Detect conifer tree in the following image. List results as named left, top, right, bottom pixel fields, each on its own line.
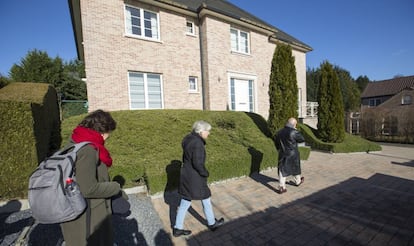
left=9, top=49, right=86, bottom=100
left=268, top=44, right=298, bottom=136
left=317, top=61, right=345, bottom=142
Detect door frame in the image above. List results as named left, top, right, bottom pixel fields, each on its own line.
left=227, top=71, right=257, bottom=113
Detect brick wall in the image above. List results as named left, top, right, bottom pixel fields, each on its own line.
left=82, top=0, right=203, bottom=112
left=80, top=0, right=308, bottom=121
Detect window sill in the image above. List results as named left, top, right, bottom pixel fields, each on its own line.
left=230, top=50, right=251, bottom=57
left=124, top=33, right=163, bottom=44
left=186, top=33, right=197, bottom=38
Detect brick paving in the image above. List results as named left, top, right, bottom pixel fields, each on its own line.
left=151, top=144, right=414, bottom=245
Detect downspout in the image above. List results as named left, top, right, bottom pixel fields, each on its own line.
left=197, top=12, right=206, bottom=110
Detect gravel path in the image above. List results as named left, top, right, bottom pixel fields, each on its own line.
left=0, top=192, right=172, bottom=246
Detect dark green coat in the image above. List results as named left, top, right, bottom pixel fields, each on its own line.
left=274, top=126, right=305, bottom=177
left=60, top=144, right=121, bottom=246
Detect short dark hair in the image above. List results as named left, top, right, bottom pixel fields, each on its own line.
left=78, top=109, right=117, bottom=133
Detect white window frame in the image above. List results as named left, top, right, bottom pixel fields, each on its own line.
left=402, top=95, right=412, bottom=105
left=188, top=76, right=198, bottom=92
left=124, top=5, right=160, bottom=41
left=186, top=21, right=195, bottom=36
left=128, top=71, right=164, bottom=109
left=230, top=27, right=250, bottom=54
left=298, top=88, right=302, bottom=118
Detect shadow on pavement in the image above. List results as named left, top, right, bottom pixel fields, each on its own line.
left=1, top=200, right=34, bottom=245
left=185, top=173, right=414, bottom=245
left=3, top=211, right=156, bottom=245
left=391, top=160, right=414, bottom=167
left=249, top=172, right=280, bottom=194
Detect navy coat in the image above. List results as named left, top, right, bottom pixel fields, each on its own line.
left=178, top=132, right=211, bottom=200
left=274, top=126, right=305, bottom=177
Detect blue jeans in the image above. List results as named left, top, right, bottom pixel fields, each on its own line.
left=174, top=197, right=216, bottom=229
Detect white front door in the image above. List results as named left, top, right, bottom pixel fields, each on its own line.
left=234, top=79, right=250, bottom=112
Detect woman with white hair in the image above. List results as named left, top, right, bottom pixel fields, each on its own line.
left=172, top=120, right=224, bottom=237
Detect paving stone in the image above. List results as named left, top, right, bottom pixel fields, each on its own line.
left=151, top=143, right=414, bottom=245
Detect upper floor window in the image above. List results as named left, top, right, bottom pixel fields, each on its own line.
left=402, top=95, right=412, bottom=105
left=230, top=28, right=250, bottom=54
left=189, top=76, right=198, bottom=92
left=186, top=21, right=195, bottom=35
left=368, top=98, right=381, bottom=107
left=125, top=5, right=159, bottom=40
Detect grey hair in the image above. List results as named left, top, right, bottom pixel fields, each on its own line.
left=192, top=120, right=212, bottom=134
left=286, top=118, right=297, bottom=128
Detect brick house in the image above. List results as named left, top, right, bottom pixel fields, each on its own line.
left=359, top=75, right=414, bottom=141
left=68, top=0, right=312, bottom=120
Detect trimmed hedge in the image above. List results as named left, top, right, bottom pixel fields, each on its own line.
left=0, top=82, right=61, bottom=199
left=62, top=110, right=280, bottom=195
left=299, top=124, right=381, bottom=153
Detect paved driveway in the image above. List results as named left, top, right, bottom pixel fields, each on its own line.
left=151, top=143, right=414, bottom=245
left=1, top=143, right=413, bottom=245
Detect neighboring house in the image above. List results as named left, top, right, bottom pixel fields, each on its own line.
left=359, top=75, right=414, bottom=141
left=68, top=0, right=312, bottom=121
left=361, top=75, right=414, bottom=107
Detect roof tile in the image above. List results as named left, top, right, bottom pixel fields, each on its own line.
left=361, top=75, right=414, bottom=98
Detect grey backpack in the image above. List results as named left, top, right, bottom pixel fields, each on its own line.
left=28, top=142, right=91, bottom=224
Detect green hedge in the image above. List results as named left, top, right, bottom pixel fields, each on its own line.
left=299, top=124, right=381, bottom=153
left=0, top=82, right=61, bottom=199
left=62, top=110, right=280, bottom=195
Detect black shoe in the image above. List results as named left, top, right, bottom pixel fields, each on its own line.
left=208, top=218, right=224, bottom=231
left=288, top=177, right=304, bottom=187
left=278, top=187, right=287, bottom=194
left=297, top=177, right=304, bottom=186
left=173, top=228, right=192, bottom=237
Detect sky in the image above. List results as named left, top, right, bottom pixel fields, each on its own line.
left=0, top=0, right=413, bottom=81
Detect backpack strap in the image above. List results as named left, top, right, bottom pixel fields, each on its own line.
left=69, top=142, right=92, bottom=178
left=59, top=141, right=91, bottom=155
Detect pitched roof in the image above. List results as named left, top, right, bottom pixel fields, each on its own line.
left=361, top=75, right=414, bottom=98
left=376, top=87, right=414, bottom=110
left=155, top=0, right=312, bottom=51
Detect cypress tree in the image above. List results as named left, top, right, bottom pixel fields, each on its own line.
left=317, top=61, right=345, bottom=142
left=268, top=44, right=298, bottom=136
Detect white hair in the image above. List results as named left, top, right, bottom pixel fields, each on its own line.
left=192, top=120, right=211, bottom=134
left=286, top=118, right=297, bottom=128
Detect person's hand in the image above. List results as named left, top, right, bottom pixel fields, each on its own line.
left=120, top=189, right=129, bottom=200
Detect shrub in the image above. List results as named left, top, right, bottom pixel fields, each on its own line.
left=317, top=61, right=345, bottom=142
left=62, top=110, right=279, bottom=195
left=299, top=124, right=381, bottom=153
left=0, top=82, right=60, bottom=199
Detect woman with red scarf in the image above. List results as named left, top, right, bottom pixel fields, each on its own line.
left=60, top=109, right=124, bottom=246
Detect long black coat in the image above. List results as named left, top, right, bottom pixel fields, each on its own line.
left=178, top=132, right=211, bottom=200
left=274, top=126, right=305, bottom=177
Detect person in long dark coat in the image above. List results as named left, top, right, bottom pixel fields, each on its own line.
left=172, top=120, right=224, bottom=237
left=274, top=118, right=305, bottom=194
left=60, top=110, right=127, bottom=245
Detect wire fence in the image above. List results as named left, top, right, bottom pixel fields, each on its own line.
left=60, top=100, right=88, bottom=120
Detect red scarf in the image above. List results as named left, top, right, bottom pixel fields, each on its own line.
left=71, top=126, right=113, bottom=167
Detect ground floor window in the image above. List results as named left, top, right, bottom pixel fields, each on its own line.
left=128, top=71, right=163, bottom=109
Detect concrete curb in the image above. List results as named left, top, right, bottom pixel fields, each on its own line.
left=0, top=185, right=147, bottom=214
